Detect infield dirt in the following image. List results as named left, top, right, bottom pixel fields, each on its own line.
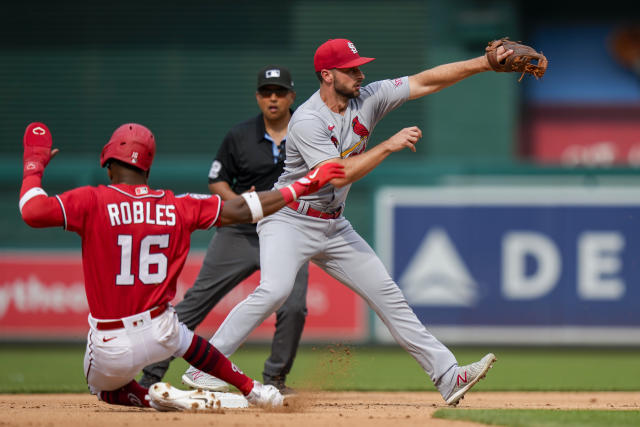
left=2, top=391, right=639, bottom=427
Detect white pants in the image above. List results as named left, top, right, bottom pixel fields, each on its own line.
left=84, top=305, right=194, bottom=394
left=210, top=208, right=458, bottom=397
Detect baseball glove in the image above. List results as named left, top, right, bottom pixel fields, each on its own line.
left=485, top=37, right=548, bottom=82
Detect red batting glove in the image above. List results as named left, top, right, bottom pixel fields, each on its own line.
left=23, top=122, right=54, bottom=178
left=279, top=162, right=345, bottom=203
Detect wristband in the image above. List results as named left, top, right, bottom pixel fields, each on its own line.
left=19, top=187, right=47, bottom=213
left=278, top=184, right=298, bottom=204
left=241, top=191, right=264, bottom=223
left=23, top=160, right=45, bottom=178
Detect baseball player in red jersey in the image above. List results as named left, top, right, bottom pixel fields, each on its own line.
left=18, top=122, right=343, bottom=411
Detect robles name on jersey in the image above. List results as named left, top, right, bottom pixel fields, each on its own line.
left=107, top=200, right=176, bottom=226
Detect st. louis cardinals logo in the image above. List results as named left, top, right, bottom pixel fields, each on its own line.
left=341, top=116, right=369, bottom=158
left=328, top=124, right=339, bottom=148
left=352, top=116, right=369, bottom=138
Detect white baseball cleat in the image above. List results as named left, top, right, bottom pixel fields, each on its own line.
left=181, top=366, right=230, bottom=392
left=445, top=353, right=496, bottom=406
left=146, top=393, right=177, bottom=412
left=246, top=381, right=284, bottom=407
left=147, top=382, right=222, bottom=411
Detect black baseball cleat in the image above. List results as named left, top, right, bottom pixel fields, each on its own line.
left=139, top=373, right=161, bottom=389
left=264, top=375, right=297, bottom=396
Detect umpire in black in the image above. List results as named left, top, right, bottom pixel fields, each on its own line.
left=140, top=65, right=308, bottom=394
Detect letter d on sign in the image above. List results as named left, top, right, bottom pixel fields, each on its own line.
left=502, top=232, right=561, bottom=299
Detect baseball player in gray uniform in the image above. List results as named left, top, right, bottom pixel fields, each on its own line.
left=186, top=38, right=516, bottom=405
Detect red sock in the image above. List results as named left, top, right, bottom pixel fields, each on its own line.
left=182, top=335, right=254, bottom=395
left=99, top=380, right=150, bottom=408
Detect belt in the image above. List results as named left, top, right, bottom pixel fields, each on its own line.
left=95, top=304, right=168, bottom=331
left=288, top=201, right=342, bottom=219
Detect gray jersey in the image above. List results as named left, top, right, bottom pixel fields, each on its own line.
left=207, top=76, right=467, bottom=401
left=275, top=76, right=410, bottom=212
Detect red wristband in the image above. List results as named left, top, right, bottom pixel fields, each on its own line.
left=23, top=160, right=45, bottom=178
left=278, top=185, right=296, bottom=204
left=280, top=180, right=309, bottom=203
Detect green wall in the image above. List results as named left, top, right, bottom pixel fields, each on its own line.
left=0, top=0, right=558, bottom=249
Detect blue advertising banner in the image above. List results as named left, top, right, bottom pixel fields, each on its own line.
left=374, top=186, right=640, bottom=345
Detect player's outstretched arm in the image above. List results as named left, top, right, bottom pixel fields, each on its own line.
left=407, top=45, right=513, bottom=100
left=19, top=122, right=64, bottom=228
left=217, top=162, right=344, bottom=226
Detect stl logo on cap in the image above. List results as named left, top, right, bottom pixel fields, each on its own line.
left=131, top=152, right=139, bottom=164
left=265, top=69, right=281, bottom=78
left=314, top=38, right=375, bottom=72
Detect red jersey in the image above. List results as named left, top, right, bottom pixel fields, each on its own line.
left=55, top=184, right=222, bottom=319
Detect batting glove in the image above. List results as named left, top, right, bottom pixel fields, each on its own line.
left=23, top=122, right=54, bottom=178
left=279, top=162, right=345, bottom=203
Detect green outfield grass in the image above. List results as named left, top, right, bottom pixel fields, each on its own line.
left=433, top=409, right=640, bottom=427
left=1, top=343, right=640, bottom=393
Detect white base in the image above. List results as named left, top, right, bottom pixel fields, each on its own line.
left=212, top=391, right=249, bottom=408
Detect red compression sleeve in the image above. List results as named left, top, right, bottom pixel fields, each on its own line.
left=19, top=175, right=64, bottom=227
left=182, top=335, right=254, bottom=395
left=99, top=380, right=150, bottom=408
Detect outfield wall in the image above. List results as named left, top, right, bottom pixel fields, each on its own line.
left=0, top=252, right=367, bottom=343
left=2, top=1, right=639, bottom=344
left=374, top=185, right=640, bottom=346
left=3, top=166, right=640, bottom=345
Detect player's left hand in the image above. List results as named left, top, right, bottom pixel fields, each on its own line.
left=23, top=122, right=58, bottom=177
left=485, top=37, right=547, bottom=81
left=493, top=45, right=514, bottom=65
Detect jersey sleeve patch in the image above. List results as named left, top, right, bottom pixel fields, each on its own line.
left=208, top=160, right=222, bottom=180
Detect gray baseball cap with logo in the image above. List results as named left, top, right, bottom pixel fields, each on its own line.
left=257, top=65, right=294, bottom=90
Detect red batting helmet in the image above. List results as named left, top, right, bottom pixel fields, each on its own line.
left=100, top=123, right=156, bottom=171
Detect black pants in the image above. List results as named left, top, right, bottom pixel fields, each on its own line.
left=141, top=224, right=308, bottom=384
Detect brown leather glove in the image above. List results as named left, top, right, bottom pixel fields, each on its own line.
left=486, top=37, right=548, bottom=82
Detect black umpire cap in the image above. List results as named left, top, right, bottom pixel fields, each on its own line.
left=257, top=65, right=294, bottom=90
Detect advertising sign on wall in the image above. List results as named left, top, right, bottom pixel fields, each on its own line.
left=0, top=253, right=367, bottom=341
left=526, top=106, right=640, bottom=166
left=375, top=186, right=640, bottom=345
